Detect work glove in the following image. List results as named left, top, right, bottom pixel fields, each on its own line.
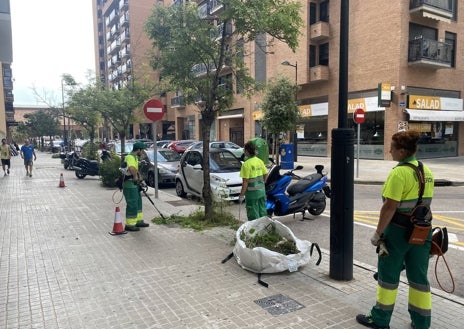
left=138, top=180, right=148, bottom=192
left=370, top=232, right=381, bottom=246
left=377, top=239, right=389, bottom=257
left=239, top=195, right=245, bottom=204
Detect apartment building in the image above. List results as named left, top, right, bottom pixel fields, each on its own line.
left=0, top=0, right=15, bottom=141
left=93, top=0, right=464, bottom=160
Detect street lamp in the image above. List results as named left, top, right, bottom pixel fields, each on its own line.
left=61, top=78, right=67, bottom=151
left=281, top=60, right=298, bottom=162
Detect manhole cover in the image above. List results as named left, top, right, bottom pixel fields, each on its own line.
left=166, top=200, right=194, bottom=206
left=254, top=294, right=304, bottom=316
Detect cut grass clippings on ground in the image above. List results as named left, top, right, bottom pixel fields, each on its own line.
left=151, top=208, right=242, bottom=231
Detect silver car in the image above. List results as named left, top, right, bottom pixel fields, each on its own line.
left=139, top=148, right=181, bottom=187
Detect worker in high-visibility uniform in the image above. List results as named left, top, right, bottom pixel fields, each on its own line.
left=239, top=141, right=268, bottom=220
left=357, top=130, right=434, bottom=329
left=123, top=141, right=150, bottom=232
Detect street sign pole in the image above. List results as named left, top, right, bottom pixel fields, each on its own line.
left=353, top=108, right=365, bottom=178
left=143, top=99, right=165, bottom=200
left=152, top=122, right=158, bottom=199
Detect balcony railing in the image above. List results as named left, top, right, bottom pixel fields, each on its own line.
left=409, top=0, right=453, bottom=22
left=171, top=95, right=185, bottom=108
left=408, top=37, right=452, bottom=68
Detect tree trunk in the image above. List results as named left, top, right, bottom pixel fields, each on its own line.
left=200, top=110, right=215, bottom=219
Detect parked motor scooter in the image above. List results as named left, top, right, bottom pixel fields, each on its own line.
left=265, top=164, right=331, bottom=219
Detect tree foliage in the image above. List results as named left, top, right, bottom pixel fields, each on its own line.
left=261, top=76, right=300, bottom=162
left=145, top=0, right=303, bottom=217
left=23, top=110, right=61, bottom=148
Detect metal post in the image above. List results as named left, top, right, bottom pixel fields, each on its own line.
left=281, top=60, right=298, bottom=162
left=329, top=0, right=354, bottom=281
left=61, top=79, right=67, bottom=151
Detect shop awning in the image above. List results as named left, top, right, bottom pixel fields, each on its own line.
left=405, top=109, right=464, bottom=121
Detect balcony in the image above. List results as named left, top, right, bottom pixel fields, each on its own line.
left=309, top=65, right=329, bottom=82
left=120, top=30, right=130, bottom=43
left=209, top=0, right=223, bottom=15
left=109, top=39, right=121, bottom=54
left=192, top=63, right=212, bottom=77
left=212, top=22, right=232, bottom=40
left=120, top=47, right=131, bottom=59
left=171, top=95, right=185, bottom=108
left=409, top=0, right=453, bottom=23
left=119, top=0, right=128, bottom=11
left=3, top=76, right=13, bottom=89
left=310, top=21, right=330, bottom=42
left=119, top=12, right=129, bottom=27
left=408, top=37, right=452, bottom=69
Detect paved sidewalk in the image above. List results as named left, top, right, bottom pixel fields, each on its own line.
left=0, top=152, right=463, bottom=329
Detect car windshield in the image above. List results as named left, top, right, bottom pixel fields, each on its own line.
left=209, top=151, right=242, bottom=172
left=114, top=142, right=133, bottom=154
left=148, top=150, right=181, bottom=162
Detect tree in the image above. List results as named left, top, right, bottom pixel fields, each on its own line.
left=66, top=79, right=103, bottom=160
left=98, top=82, right=150, bottom=154
left=23, top=110, right=61, bottom=149
left=261, top=76, right=300, bottom=163
left=145, top=0, right=303, bottom=218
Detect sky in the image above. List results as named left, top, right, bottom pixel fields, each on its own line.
left=10, top=0, right=95, bottom=106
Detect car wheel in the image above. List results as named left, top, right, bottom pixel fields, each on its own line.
left=175, top=179, right=186, bottom=197
left=75, top=170, right=86, bottom=179
left=147, top=172, right=155, bottom=187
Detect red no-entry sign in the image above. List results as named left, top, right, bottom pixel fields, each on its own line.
left=143, top=99, right=165, bottom=121
left=353, top=108, right=365, bottom=124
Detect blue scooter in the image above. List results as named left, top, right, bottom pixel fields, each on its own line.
left=265, top=164, right=331, bottom=219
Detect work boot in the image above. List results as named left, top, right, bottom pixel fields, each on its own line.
left=125, top=225, right=140, bottom=232
left=136, top=221, right=149, bottom=227
left=356, top=314, right=390, bottom=329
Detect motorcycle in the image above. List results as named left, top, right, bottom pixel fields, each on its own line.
left=61, top=151, right=80, bottom=170
left=74, top=157, right=100, bottom=179
left=265, top=164, right=331, bottom=219
left=74, top=151, right=112, bottom=179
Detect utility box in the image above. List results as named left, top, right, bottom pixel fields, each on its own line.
left=279, top=144, right=294, bottom=169
left=249, top=137, right=269, bottom=165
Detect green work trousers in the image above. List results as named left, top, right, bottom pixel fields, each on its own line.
left=371, top=223, right=432, bottom=329
left=123, top=181, right=142, bottom=227
left=245, top=196, right=267, bottom=221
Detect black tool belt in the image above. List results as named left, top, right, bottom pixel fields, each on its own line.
left=124, top=175, right=133, bottom=180
left=391, top=212, right=412, bottom=228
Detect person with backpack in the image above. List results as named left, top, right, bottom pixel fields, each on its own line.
left=356, top=130, right=434, bottom=329
left=122, top=141, right=150, bottom=232
left=1, top=138, right=12, bottom=176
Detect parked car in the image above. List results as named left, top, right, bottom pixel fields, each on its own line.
left=139, top=148, right=181, bottom=187
left=175, top=148, right=243, bottom=201
left=187, top=141, right=244, bottom=158
left=49, top=140, right=64, bottom=153
left=156, top=140, right=172, bottom=148
left=107, top=141, right=134, bottom=155
left=167, top=140, right=196, bottom=154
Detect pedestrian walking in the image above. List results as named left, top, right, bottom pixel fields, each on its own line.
left=20, top=139, right=37, bottom=177
left=122, top=141, right=150, bottom=231
left=239, top=141, right=268, bottom=220
left=1, top=138, right=12, bottom=176
left=356, top=130, right=434, bottom=329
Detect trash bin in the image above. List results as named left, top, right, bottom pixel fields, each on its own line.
left=279, top=144, right=294, bottom=169
left=249, top=137, right=269, bottom=165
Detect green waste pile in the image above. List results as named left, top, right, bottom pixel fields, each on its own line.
left=240, top=223, right=300, bottom=255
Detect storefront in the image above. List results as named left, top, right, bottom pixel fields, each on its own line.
left=405, top=95, right=463, bottom=158
left=297, top=97, right=386, bottom=159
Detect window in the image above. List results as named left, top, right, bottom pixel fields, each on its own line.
left=445, top=32, right=456, bottom=68
left=319, top=43, right=329, bottom=66
left=320, top=0, right=329, bottom=22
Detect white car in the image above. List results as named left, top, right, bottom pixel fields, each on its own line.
left=175, top=148, right=243, bottom=201
left=187, top=141, right=244, bottom=158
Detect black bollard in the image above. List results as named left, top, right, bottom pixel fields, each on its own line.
left=329, top=128, right=354, bottom=280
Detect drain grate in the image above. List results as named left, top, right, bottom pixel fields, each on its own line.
left=254, top=294, right=304, bottom=316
